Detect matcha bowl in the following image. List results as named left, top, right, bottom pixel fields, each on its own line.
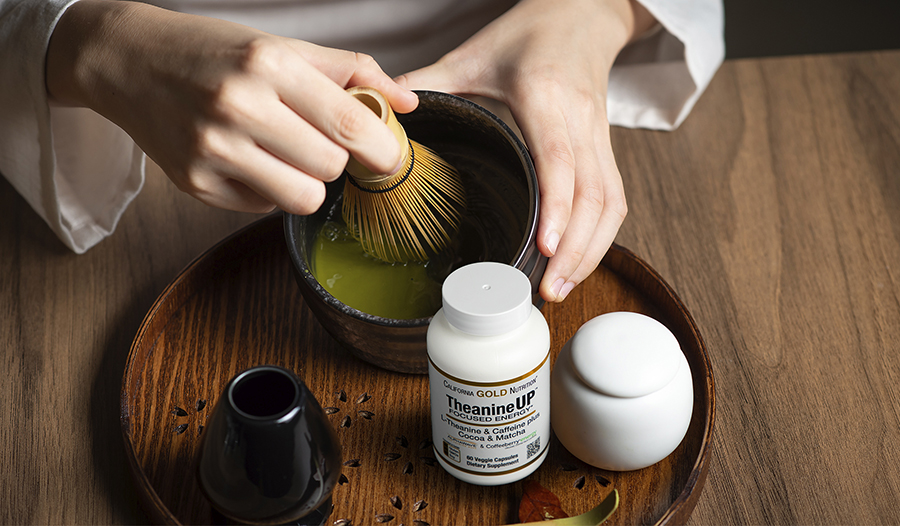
left=284, top=91, right=545, bottom=374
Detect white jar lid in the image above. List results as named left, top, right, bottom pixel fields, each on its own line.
left=441, top=262, right=532, bottom=336
left=569, top=312, right=682, bottom=398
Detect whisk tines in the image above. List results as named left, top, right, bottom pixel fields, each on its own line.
left=341, top=87, right=466, bottom=263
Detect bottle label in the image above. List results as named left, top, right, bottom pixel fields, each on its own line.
left=428, top=353, right=550, bottom=477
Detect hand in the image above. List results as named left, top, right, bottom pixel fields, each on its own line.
left=396, top=0, right=655, bottom=302
left=46, top=0, right=418, bottom=215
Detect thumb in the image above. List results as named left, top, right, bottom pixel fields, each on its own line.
left=394, top=61, right=462, bottom=94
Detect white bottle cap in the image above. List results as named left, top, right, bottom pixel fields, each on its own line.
left=441, top=262, right=532, bottom=336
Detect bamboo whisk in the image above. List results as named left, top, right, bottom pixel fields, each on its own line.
left=342, top=87, right=465, bottom=263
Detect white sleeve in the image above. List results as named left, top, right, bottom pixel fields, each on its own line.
left=0, top=0, right=145, bottom=254
left=607, top=0, right=725, bottom=131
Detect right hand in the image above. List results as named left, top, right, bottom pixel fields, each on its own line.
left=46, top=0, right=418, bottom=214
left=396, top=0, right=652, bottom=303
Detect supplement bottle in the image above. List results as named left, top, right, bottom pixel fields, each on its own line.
left=427, top=262, right=550, bottom=485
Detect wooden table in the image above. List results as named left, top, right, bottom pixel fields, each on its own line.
left=2, top=49, right=899, bottom=524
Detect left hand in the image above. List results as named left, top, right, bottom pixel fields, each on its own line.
left=396, top=0, right=655, bottom=302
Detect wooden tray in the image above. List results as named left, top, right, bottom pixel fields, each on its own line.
left=121, top=214, right=714, bottom=526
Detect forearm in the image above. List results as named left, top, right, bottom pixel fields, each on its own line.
left=47, top=0, right=136, bottom=107
left=568, top=0, right=659, bottom=62
left=45, top=0, right=243, bottom=125
left=628, top=0, right=659, bottom=43
left=475, top=0, right=658, bottom=89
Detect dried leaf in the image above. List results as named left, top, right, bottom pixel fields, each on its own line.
left=390, top=496, right=403, bottom=510
left=518, top=480, right=568, bottom=523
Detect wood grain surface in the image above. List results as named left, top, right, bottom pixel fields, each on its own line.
left=2, top=49, right=900, bottom=524
left=119, top=215, right=712, bottom=526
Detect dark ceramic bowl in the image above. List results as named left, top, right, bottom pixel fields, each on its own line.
left=284, top=91, right=546, bottom=374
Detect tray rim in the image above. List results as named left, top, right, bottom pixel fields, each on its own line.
left=120, top=213, right=715, bottom=526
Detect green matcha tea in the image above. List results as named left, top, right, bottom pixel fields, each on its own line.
left=309, top=168, right=522, bottom=319
left=312, top=221, right=443, bottom=319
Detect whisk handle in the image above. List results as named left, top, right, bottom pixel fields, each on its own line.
left=344, top=86, right=409, bottom=183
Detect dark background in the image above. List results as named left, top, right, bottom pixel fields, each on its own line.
left=724, top=0, right=900, bottom=58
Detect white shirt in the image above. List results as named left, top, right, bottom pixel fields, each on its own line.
left=0, top=0, right=724, bottom=253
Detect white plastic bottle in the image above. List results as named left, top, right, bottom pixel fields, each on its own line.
left=427, top=262, right=550, bottom=485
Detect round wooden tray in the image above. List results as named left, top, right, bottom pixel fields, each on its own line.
left=121, top=214, right=714, bottom=526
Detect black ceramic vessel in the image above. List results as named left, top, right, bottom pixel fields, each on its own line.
left=284, top=91, right=546, bottom=374
left=197, top=366, right=341, bottom=525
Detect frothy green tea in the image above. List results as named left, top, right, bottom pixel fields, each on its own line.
left=312, top=221, right=442, bottom=319
left=309, top=167, right=522, bottom=320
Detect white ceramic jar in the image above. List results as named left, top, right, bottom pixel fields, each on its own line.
left=550, top=311, right=693, bottom=471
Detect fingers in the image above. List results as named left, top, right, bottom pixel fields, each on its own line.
left=189, top=177, right=277, bottom=214
left=516, top=101, right=576, bottom=255
left=272, top=49, right=405, bottom=176
left=394, top=61, right=462, bottom=94
left=342, top=57, right=419, bottom=115
left=542, top=149, right=626, bottom=303
left=507, top=94, right=575, bottom=296
left=184, top=40, right=421, bottom=212
left=235, top=93, right=350, bottom=182
left=222, top=136, right=330, bottom=216
left=297, top=43, right=419, bottom=114
left=169, top=121, right=329, bottom=215
left=511, top=91, right=626, bottom=303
